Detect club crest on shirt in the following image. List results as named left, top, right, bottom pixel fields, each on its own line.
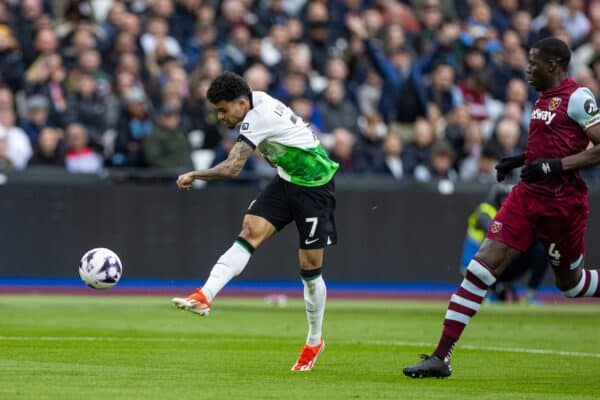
left=548, top=97, right=562, bottom=111
left=490, top=220, right=503, bottom=234
left=241, top=122, right=249, bottom=130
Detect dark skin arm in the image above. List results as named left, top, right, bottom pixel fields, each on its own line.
left=176, top=140, right=254, bottom=188
left=561, top=123, right=600, bottom=171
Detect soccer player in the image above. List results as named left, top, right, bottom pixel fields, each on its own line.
left=171, top=71, right=339, bottom=372
left=404, top=37, right=600, bottom=378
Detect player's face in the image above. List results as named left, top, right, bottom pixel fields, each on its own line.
left=213, top=98, right=249, bottom=128
left=526, top=48, right=551, bottom=91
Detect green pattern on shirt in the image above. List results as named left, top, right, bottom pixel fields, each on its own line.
left=258, top=140, right=338, bottom=187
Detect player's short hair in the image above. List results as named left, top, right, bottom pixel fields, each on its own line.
left=532, top=37, right=571, bottom=71
left=206, top=71, right=252, bottom=104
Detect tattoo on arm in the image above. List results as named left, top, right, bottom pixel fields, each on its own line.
left=192, top=140, right=254, bottom=181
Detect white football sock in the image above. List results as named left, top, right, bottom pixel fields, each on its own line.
left=202, top=241, right=252, bottom=301
left=303, top=275, right=327, bottom=346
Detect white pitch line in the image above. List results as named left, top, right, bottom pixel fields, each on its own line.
left=354, top=339, right=600, bottom=359
left=1, top=336, right=599, bottom=359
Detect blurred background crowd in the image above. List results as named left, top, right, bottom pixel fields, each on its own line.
left=1, top=0, right=600, bottom=184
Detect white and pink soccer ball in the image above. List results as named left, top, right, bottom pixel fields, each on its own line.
left=79, top=248, right=123, bottom=289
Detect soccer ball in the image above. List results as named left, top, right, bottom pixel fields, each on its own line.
left=79, top=248, right=123, bottom=289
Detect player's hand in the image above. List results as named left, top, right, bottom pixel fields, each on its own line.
left=176, top=172, right=195, bottom=189
left=520, top=158, right=563, bottom=182
left=495, top=153, right=526, bottom=182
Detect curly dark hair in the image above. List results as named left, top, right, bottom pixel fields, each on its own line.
left=206, top=71, right=252, bottom=104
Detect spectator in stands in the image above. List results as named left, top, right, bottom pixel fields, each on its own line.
left=563, top=0, right=591, bottom=46
left=25, top=53, right=67, bottom=127
left=184, top=23, right=221, bottom=72
left=61, top=23, right=98, bottom=70
left=491, top=0, right=520, bottom=33
left=460, top=142, right=501, bottom=184
left=458, top=69, right=493, bottom=122
left=273, top=71, right=310, bottom=103
left=414, top=140, right=458, bottom=182
left=16, top=0, right=48, bottom=66
left=187, top=77, right=223, bottom=150
left=457, top=120, right=486, bottom=177
left=489, top=46, right=530, bottom=101
left=356, top=111, right=387, bottom=173
left=304, top=1, right=333, bottom=74
left=143, top=105, right=192, bottom=169
left=0, top=106, right=32, bottom=169
left=20, top=95, right=52, bottom=145
left=329, top=128, right=366, bottom=174
left=66, top=73, right=106, bottom=138
left=141, top=16, right=182, bottom=60
left=289, top=96, right=323, bottom=134
left=103, top=31, right=139, bottom=75
left=403, top=118, right=436, bottom=177
left=426, top=63, right=463, bottom=116
left=260, top=23, right=289, bottom=71
left=244, top=63, right=272, bottom=92
left=101, top=1, right=126, bottom=44
left=173, top=0, right=202, bottom=46
left=492, top=117, right=524, bottom=157
left=28, top=126, right=64, bottom=167
left=356, top=68, right=382, bottom=116
left=0, top=24, right=24, bottom=92
left=414, top=0, right=445, bottom=55
left=511, top=9, right=537, bottom=49
left=112, top=87, right=152, bottom=167
left=64, top=122, right=102, bottom=173
left=373, top=133, right=404, bottom=181
left=346, top=15, right=428, bottom=132
left=317, top=79, right=360, bottom=135
left=67, top=49, right=110, bottom=98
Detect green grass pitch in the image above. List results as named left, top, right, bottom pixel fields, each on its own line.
left=1, top=295, right=599, bottom=399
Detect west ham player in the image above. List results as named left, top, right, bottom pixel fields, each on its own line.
left=404, top=37, right=600, bottom=378
left=172, top=72, right=338, bottom=371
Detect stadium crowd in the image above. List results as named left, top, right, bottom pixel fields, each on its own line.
left=0, top=0, right=600, bottom=183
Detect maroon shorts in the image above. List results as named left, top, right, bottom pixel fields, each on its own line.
left=485, top=183, right=589, bottom=269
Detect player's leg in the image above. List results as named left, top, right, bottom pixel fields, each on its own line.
left=172, top=214, right=277, bottom=315
left=404, top=184, right=532, bottom=378
left=534, top=192, right=600, bottom=299
left=404, top=240, right=521, bottom=378
left=289, top=179, right=336, bottom=371
left=200, top=214, right=277, bottom=301
left=173, top=177, right=293, bottom=315
left=291, top=248, right=327, bottom=371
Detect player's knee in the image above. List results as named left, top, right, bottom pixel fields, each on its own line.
left=466, top=259, right=497, bottom=286
left=299, top=250, right=322, bottom=269
left=560, top=271, right=586, bottom=298
left=239, top=220, right=262, bottom=245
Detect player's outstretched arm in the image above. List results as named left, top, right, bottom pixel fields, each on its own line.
left=176, top=140, right=254, bottom=188
left=521, top=124, right=600, bottom=182
left=561, top=124, right=600, bottom=171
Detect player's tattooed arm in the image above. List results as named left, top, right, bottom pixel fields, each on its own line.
left=176, top=140, right=253, bottom=188
left=561, top=124, right=600, bottom=171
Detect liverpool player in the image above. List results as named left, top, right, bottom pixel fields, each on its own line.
left=172, top=72, right=338, bottom=371
left=404, top=37, right=600, bottom=378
